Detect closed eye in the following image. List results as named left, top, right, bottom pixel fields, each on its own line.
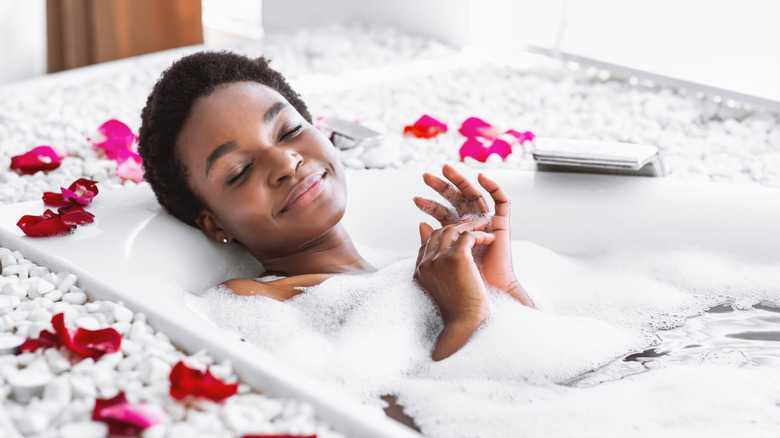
left=226, top=162, right=253, bottom=186
left=279, top=124, right=303, bottom=142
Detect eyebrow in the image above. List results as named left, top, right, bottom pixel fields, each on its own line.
left=205, top=141, right=239, bottom=177
left=204, top=101, right=290, bottom=177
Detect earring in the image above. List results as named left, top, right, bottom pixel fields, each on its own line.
left=222, top=238, right=228, bottom=244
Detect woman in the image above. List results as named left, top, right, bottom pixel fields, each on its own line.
left=138, top=51, right=534, bottom=361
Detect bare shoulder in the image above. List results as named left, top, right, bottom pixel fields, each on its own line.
left=221, top=273, right=335, bottom=301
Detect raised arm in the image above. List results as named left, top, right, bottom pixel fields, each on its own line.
left=414, top=219, right=495, bottom=361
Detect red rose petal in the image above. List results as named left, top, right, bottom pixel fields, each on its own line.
left=58, top=205, right=95, bottom=226
left=9, top=146, right=62, bottom=175
left=170, top=361, right=238, bottom=402
left=19, top=330, right=62, bottom=353
left=93, top=393, right=164, bottom=436
left=42, top=192, right=69, bottom=208
left=50, top=313, right=121, bottom=360
left=16, top=212, right=74, bottom=237
left=403, top=115, right=448, bottom=139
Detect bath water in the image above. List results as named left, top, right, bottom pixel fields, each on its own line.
left=193, top=241, right=780, bottom=437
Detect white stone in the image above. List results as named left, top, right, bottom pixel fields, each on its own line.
left=43, top=289, right=63, bottom=302
left=62, top=291, right=88, bottom=305
left=14, top=410, right=49, bottom=436
left=57, top=273, right=78, bottom=292
left=35, top=279, right=56, bottom=295
left=343, top=157, right=365, bottom=169
left=70, top=375, right=97, bottom=398
left=1, top=253, right=17, bottom=268
left=1, top=283, right=26, bottom=299
left=0, top=295, right=19, bottom=315
left=112, top=304, right=134, bottom=323
left=28, top=266, right=49, bottom=278
left=44, top=348, right=71, bottom=374
left=9, top=368, right=53, bottom=403
left=137, top=356, right=172, bottom=385
left=59, top=421, right=108, bottom=438
left=2, top=265, right=28, bottom=278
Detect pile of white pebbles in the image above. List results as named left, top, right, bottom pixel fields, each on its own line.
left=1, top=22, right=780, bottom=437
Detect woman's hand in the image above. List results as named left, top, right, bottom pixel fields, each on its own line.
left=414, top=218, right=495, bottom=361
left=414, top=164, right=534, bottom=308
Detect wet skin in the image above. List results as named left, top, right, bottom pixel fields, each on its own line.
left=175, top=81, right=375, bottom=298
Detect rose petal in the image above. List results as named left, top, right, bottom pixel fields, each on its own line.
left=504, top=129, right=536, bottom=144
left=71, top=327, right=122, bottom=358
left=115, top=152, right=145, bottom=183
left=170, top=361, right=238, bottom=402
left=93, top=393, right=165, bottom=437
left=42, top=192, right=69, bottom=208
left=50, top=313, right=121, bottom=360
left=459, top=137, right=491, bottom=162
left=58, top=205, right=96, bottom=226
left=91, top=120, right=137, bottom=160
left=19, top=330, right=62, bottom=353
left=403, top=115, right=448, bottom=139
left=10, top=146, right=63, bottom=175
left=486, top=138, right=513, bottom=160
left=16, top=212, right=73, bottom=237
left=458, top=117, right=500, bottom=140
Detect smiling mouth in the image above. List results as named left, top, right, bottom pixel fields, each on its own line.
left=280, top=171, right=327, bottom=213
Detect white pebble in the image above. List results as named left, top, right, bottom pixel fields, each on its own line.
left=42, top=289, right=62, bottom=302
left=16, top=300, right=39, bottom=312
left=44, top=348, right=71, bottom=374
left=62, top=291, right=87, bottom=305
left=112, top=304, right=134, bottom=323
left=1, top=253, right=17, bottom=268
left=59, top=421, right=108, bottom=438
left=57, top=273, right=78, bottom=293
left=69, top=375, right=96, bottom=398
left=28, top=266, right=49, bottom=278
left=137, top=356, right=171, bottom=385
left=43, top=375, right=73, bottom=405
left=36, top=279, right=56, bottom=295
left=0, top=315, right=14, bottom=332
left=74, top=315, right=100, bottom=330
left=1, top=284, right=26, bottom=299
left=9, top=368, right=54, bottom=403
left=29, top=308, right=52, bottom=323
left=2, top=265, right=28, bottom=278
left=343, top=157, right=366, bottom=169
left=15, top=410, right=49, bottom=435
left=0, top=295, right=19, bottom=315
left=0, top=333, right=25, bottom=355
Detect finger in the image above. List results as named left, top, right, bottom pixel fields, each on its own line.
left=423, top=172, right=468, bottom=216
left=425, top=226, right=446, bottom=255
left=438, top=218, right=492, bottom=249
left=414, top=197, right=459, bottom=225
left=419, top=222, right=434, bottom=244
left=442, top=164, right=490, bottom=215
left=453, top=231, right=496, bottom=255
left=478, top=173, right=510, bottom=218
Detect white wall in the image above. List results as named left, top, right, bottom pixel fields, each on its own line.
left=262, top=0, right=472, bottom=48
left=0, top=0, right=47, bottom=85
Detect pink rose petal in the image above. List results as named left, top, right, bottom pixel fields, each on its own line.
left=90, top=120, right=137, bottom=160
left=115, top=151, right=145, bottom=183
left=458, top=117, right=501, bottom=140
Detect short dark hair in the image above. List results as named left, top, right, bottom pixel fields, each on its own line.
left=138, top=51, right=312, bottom=227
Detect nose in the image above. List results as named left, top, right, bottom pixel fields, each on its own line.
left=267, top=148, right=303, bottom=186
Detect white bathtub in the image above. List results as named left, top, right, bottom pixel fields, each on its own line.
left=1, top=169, right=779, bottom=436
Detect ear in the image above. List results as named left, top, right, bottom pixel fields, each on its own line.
left=195, top=211, right=231, bottom=244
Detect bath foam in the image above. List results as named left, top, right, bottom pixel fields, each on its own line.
left=196, top=240, right=780, bottom=437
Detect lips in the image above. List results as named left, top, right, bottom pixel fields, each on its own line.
left=280, top=171, right=326, bottom=213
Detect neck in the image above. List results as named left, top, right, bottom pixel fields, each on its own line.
left=255, top=223, right=375, bottom=277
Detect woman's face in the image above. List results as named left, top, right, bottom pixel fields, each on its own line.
left=176, top=81, right=347, bottom=258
